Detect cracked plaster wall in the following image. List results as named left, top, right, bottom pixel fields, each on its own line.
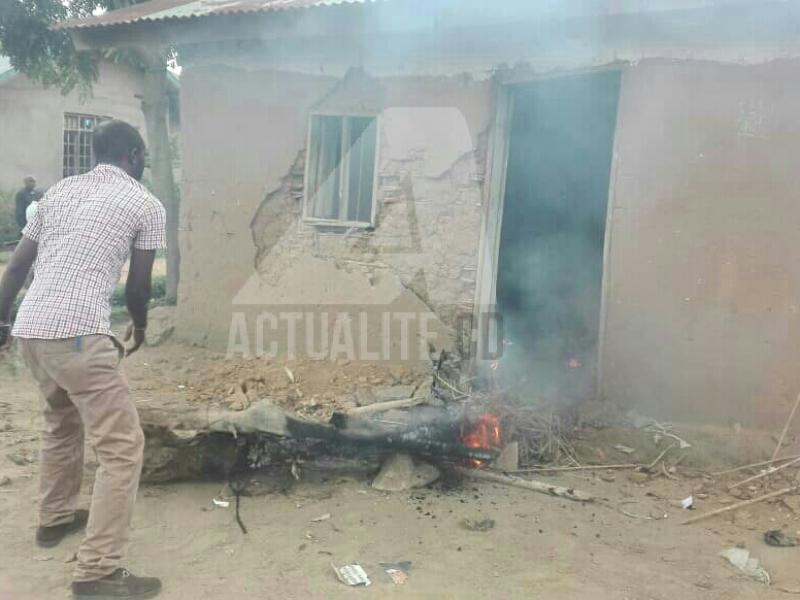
left=177, top=65, right=492, bottom=356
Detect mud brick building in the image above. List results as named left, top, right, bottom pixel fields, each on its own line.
left=64, top=0, right=800, bottom=427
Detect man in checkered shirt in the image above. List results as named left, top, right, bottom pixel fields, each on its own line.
left=0, top=120, right=164, bottom=599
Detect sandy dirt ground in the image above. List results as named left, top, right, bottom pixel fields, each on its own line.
left=2, top=341, right=800, bottom=599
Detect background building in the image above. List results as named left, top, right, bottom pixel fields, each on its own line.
left=0, top=55, right=179, bottom=193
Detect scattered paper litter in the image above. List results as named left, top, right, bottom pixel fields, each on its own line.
left=385, top=569, right=408, bottom=585
left=719, top=547, right=770, bottom=584
left=613, top=444, right=636, bottom=455
left=380, top=561, right=412, bottom=585
left=311, top=513, right=332, bottom=522
left=212, top=497, right=230, bottom=508
left=331, top=563, right=371, bottom=586
left=681, top=496, right=694, bottom=510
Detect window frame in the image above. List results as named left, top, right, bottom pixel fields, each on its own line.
left=63, top=113, right=109, bottom=178
left=302, top=111, right=381, bottom=229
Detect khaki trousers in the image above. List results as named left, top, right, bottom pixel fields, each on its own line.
left=19, top=335, right=144, bottom=582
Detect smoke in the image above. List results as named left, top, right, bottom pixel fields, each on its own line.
left=493, top=71, right=620, bottom=403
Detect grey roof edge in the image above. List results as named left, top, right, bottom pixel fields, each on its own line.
left=55, top=0, right=378, bottom=31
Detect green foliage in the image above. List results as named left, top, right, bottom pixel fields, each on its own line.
left=110, top=282, right=124, bottom=307
left=110, top=273, right=173, bottom=323
left=111, top=274, right=168, bottom=307
left=0, top=0, right=98, bottom=94
left=0, top=1, right=161, bottom=95
left=151, top=274, right=167, bottom=301
left=0, top=191, right=18, bottom=245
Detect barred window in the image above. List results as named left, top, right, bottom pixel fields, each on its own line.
left=63, top=114, right=107, bottom=178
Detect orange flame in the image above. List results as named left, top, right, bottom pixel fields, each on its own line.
left=461, top=414, right=502, bottom=467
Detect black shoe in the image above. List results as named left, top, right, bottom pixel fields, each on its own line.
left=36, top=509, right=89, bottom=548
left=72, top=568, right=162, bottom=600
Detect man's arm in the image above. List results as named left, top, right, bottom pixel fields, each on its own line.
left=0, top=236, right=38, bottom=348
left=123, top=248, right=156, bottom=356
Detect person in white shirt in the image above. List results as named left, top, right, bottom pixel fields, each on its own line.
left=25, top=196, right=39, bottom=225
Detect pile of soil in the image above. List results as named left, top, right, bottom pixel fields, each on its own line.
left=187, top=357, right=429, bottom=420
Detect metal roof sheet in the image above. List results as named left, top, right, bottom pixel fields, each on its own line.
left=56, top=0, right=375, bottom=30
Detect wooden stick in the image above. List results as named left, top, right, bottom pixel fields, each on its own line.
left=455, top=467, right=594, bottom=503
left=712, top=453, right=800, bottom=477
left=618, top=499, right=666, bottom=521
left=434, top=373, right=470, bottom=399
left=661, top=462, right=679, bottom=481
left=728, top=456, right=800, bottom=490
left=347, top=397, right=427, bottom=416
left=513, top=464, right=638, bottom=473
left=772, top=393, right=800, bottom=462
left=682, top=485, right=800, bottom=525
left=645, top=444, right=675, bottom=471
left=776, top=586, right=800, bottom=595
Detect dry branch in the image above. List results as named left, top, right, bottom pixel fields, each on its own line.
left=712, top=454, right=800, bottom=477
left=456, top=467, right=594, bottom=502
left=773, top=393, right=800, bottom=462
left=661, top=462, right=678, bottom=480
left=682, top=486, right=800, bottom=525
left=512, top=464, right=637, bottom=473
left=490, top=405, right=576, bottom=467
left=645, top=444, right=675, bottom=471
left=728, top=456, right=800, bottom=491
left=347, top=397, right=427, bottom=416
left=618, top=499, right=666, bottom=521
left=434, top=373, right=470, bottom=400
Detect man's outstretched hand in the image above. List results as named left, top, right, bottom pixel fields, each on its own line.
left=123, top=323, right=146, bottom=356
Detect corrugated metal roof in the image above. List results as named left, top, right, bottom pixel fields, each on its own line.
left=56, top=0, right=376, bottom=30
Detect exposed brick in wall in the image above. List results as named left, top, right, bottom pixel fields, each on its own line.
left=178, top=65, right=492, bottom=358
left=250, top=139, right=487, bottom=327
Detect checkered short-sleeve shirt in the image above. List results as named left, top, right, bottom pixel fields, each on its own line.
left=12, top=164, right=167, bottom=339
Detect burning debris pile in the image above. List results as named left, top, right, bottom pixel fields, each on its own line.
left=138, top=349, right=596, bottom=503
left=488, top=400, right=578, bottom=467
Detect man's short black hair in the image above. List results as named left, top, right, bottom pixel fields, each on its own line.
left=93, top=120, right=145, bottom=164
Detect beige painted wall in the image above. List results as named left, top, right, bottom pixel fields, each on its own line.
left=0, top=61, right=146, bottom=193
left=177, top=65, right=491, bottom=358
left=177, top=66, right=334, bottom=350
left=178, top=53, right=800, bottom=427
left=603, top=59, right=800, bottom=428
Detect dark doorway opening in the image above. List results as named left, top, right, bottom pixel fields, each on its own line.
left=495, top=71, right=621, bottom=402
